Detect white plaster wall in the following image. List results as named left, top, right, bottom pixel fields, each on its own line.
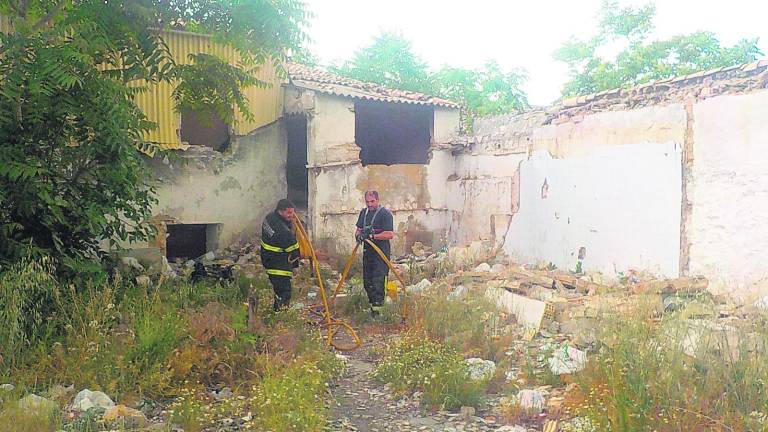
left=306, top=93, right=461, bottom=256
left=532, top=104, right=687, bottom=157
left=310, top=95, right=356, bottom=165
left=689, top=90, right=768, bottom=299
left=503, top=143, right=682, bottom=277
left=434, top=107, right=461, bottom=143
left=153, top=122, right=287, bottom=246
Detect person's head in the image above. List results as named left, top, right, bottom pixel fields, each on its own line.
left=364, top=190, right=380, bottom=211
left=275, top=199, right=296, bottom=222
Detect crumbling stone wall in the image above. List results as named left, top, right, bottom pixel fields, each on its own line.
left=149, top=121, right=287, bottom=249
left=469, top=60, right=768, bottom=299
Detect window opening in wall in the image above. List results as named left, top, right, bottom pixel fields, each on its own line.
left=355, top=100, right=433, bottom=165
left=166, top=223, right=221, bottom=261
left=180, top=109, right=230, bottom=151
left=286, top=114, right=309, bottom=210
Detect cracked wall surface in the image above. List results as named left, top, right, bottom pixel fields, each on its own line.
left=149, top=121, right=287, bottom=248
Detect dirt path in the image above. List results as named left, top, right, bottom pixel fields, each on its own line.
left=326, top=334, right=509, bottom=432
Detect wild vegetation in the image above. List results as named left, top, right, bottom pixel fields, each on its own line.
left=0, top=259, right=342, bottom=431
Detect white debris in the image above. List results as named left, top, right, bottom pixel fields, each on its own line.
left=406, top=278, right=432, bottom=293
left=465, top=358, right=496, bottom=381
left=18, top=394, right=57, bottom=414
left=516, top=389, right=546, bottom=413
left=495, top=426, right=527, bottom=432
left=447, top=285, right=468, bottom=301
left=72, top=389, right=115, bottom=412
left=548, top=344, right=587, bottom=375
left=120, top=256, right=144, bottom=272
left=474, top=263, right=492, bottom=272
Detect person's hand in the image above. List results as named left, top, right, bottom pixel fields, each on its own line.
left=355, top=232, right=365, bottom=244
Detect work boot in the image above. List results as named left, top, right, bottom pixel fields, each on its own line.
left=370, top=304, right=383, bottom=318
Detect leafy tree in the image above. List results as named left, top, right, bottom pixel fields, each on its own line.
left=435, top=61, right=528, bottom=119
left=331, top=31, right=528, bottom=123
left=554, top=0, right=762, bottom=97
left=331, top=31, right=435, bottom=94
left=0, top=0, right=308, bottom=270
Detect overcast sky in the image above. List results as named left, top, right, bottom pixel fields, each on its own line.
left=305, top=0, right=768, bottom=106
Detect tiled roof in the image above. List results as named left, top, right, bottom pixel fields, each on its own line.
left=559, top=59, right=768, bottom=109
left=285, top=63, right=460, bottom=108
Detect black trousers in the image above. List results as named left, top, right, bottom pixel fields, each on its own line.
left=363, top=249, right=389, bottom=307
left=268, top=274, right=292, bottom=311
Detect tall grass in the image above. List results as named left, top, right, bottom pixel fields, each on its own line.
left=569, top=300, right=768, bottom=431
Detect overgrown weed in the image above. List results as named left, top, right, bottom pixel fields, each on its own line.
left=566, top=298, right=768, bottom=431
left=373, top=336, right=487, bottom=410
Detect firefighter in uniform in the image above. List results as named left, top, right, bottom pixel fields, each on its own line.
left=355, top=191, right=394, bottom=316
left=260, top=199, right=301, bottom=310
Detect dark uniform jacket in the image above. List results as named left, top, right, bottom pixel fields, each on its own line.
left=260, top=211, right=300, bottom=277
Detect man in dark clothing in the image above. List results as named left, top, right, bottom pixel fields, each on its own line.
left=355, top=191, right=394, bottom=316
left=260, top=199, right=300, bottom=310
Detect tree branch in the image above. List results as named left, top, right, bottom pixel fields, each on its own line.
left=0, top=0, right=68, bottom=56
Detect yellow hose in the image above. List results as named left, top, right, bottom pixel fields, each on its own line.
left=292, top=217, right=361, bottom=351
left=292, top=217, right=411, bottom=350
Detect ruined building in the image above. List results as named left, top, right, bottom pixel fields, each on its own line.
left=127, top=31, right=768, bottom=301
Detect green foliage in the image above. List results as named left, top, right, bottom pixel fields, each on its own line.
left=411, top=293, right=500, bottom=358
left=373, top=336, right=487, bottom=410
left=250, top=359, right=329, bottom=431
left=554, top=0, right=762, bottom=97
left=331, top=31, right=529, bottom=123
left=0, top=258, right=58, bottom=367
left=0, top=0, right=309, bottom=269
left=331, top=31, right=435, bottom=93
left=434, top=61, right=528, bottom=121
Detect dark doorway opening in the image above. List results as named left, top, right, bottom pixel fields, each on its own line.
left=355, top=100, right=433, bottom=165
left=286, top=115, right=309, bottom=209
left=180, top=109, right=230, bottom=151
left=166, top=223, right=221, bottom=261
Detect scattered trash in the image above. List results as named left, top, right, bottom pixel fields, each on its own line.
left=548, top=344, right=587, bottom=375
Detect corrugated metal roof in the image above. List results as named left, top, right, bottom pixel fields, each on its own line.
left=286, top=63, right=460, bottom=108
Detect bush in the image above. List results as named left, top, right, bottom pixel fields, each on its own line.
left=373, top=336, right=487, bottom=410
left=0, top=258, right=59, bottom=370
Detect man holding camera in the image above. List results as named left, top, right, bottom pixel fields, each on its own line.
left=355, top=190, right=394, bottom=316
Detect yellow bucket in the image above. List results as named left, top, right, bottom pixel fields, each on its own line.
left=386, top=280, right=398, bottom=300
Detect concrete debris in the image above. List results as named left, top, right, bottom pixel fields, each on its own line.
left=680, top=319, right=740, bottom=359
left=0, top=383, right=14, bottom=392
left=406, top=278, right=432, bottom=294
left=465, top=358, right=496, bottom=382
left=18, top=394, right=57, bottom=414
left=474, top=263, right=492, bottom=272
left=633, top=276, right=709, bottom=295
left=754, top=295, right=768, bottom=311
left=72, top=389, right=115, bottom=412
left=447, top=285, right=468, bottom=301
left=547, top=344, right=587, bottom=375
left=516, top=389, right=546, bottom=414
left=120, top=256, right=145, bottom=272
left=495, top=426, right=527, bottom=432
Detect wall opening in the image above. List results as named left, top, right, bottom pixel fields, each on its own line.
left=166, top=223, right=221, bottom=261
left=286, top=114, right=309, bottom=209
left=355, top=100, right=433, bottom=165
left=180, top=109, right=230, bottom=151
